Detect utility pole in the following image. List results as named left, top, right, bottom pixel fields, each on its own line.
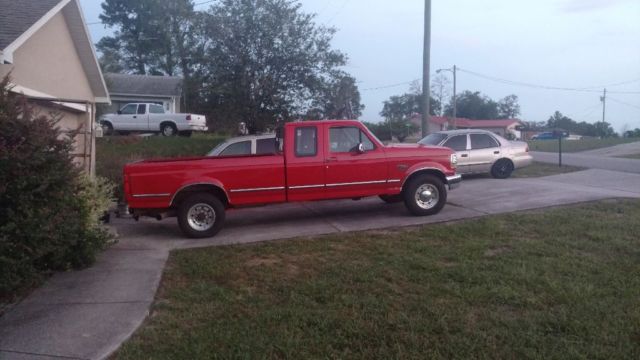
left=421, top=0, right=432, bottom=137
left=436, top=65, right=457, bottom=128
left=600, top=88, right=607, bottom=138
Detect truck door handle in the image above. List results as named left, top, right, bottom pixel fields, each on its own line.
left=494, top=151, right=500, bottom=154
left=460, top=154, right=468, bottom=158
left=133, top=116, right=137, bottom=119
left=326, top=157, right=338, bottom=163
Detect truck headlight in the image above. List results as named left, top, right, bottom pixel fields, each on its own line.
left=450, top=154, right=458, bottom=168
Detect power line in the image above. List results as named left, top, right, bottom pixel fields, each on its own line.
left=458, top=68, right=640, bottom=95
left=578, top=78, right=640, bottom=90
left=609, top=97, right=640, bottom=111
left=325, top=0, right=351, bottom=25
left=361, top=79, right=420, bottom=91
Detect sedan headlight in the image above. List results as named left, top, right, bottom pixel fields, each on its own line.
left=450, top=154, right=458, bottom=168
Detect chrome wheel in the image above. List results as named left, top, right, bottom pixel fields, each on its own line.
left=187, top=203, right=216, bottom=231
left=162, top=125, right=176, bottom=137
left=415, top=184, right=439, bottom=210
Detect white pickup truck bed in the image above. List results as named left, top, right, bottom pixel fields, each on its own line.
left=100, top=103, right=207, bottom=136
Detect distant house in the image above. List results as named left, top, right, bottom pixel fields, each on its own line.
left=411, top=115, right=524, bottom=140
left=104, top=73, right=183, bottom=114
left=0, top=0, right=110, bottom=176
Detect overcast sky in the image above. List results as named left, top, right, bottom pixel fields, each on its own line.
left=80, top=0, right=640, bottom=132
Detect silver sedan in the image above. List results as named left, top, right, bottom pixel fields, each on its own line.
left=419, top=130, right=532, bottom=178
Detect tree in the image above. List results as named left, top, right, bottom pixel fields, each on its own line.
left=547, top=111, right=615, bottom=138
left=200, top=0, right=350, bottom=132
left=306, top=73, right=364, bottom=119
left=444, top=91, right=499, bottom=119
left=497, top=94, right=521, bottom=119
left=430, top=74, right=450, bottom=116
left=379, top=87, right=440, bottom=142
left=624, top=128, right=640, bottom=138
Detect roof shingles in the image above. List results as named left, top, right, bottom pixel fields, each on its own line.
left=104, top=73, right=183, bottom=97
left=0, top=0, right=63, bottom=50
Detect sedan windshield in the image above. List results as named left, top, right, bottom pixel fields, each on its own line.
left=419, top=133, right=447, bottom=146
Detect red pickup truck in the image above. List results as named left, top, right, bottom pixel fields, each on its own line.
left=124, top=120, right=461, bottom=238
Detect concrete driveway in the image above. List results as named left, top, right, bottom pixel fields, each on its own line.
left=2, top=169, right=640, bottom=360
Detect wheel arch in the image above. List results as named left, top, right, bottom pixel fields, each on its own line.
left=170, top=182, right=230, bottom=209
left=401, top=167, right=448, bottom=192
left=159, top=120, right=178, bottom=131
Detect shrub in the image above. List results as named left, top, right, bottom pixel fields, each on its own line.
left=0, top=76, right=113, bottom=300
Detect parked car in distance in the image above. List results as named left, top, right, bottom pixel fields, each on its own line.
left=207, top=134, right=276, bottom=156
left=100, top=103, right=207, bottom=137
left=419, top=129, right=532, bottom=179
left=124, top=120, right=462, bottom=238
left=531, top=131, right=569, bottom=140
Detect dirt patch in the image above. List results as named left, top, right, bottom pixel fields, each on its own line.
left=484, top=246, right=512, bottom=257
left=245, top=256, right=280, bottom=267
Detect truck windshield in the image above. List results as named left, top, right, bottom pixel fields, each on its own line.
left=419, top=133, right=447, bottom=146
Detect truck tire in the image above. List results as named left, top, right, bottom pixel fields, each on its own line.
left=403, top=174, right=447, bottom=216
left=161, top=123, right=178, bottom=137
left=102, top=122, right=114, bottom=136
left=177, top=193, right=226, bottom=238
left=379, top=195, right=402, bottom=204
left=491, top=159, right=514, bottom=179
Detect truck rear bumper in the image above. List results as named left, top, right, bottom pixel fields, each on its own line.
left=446, top=174, right=462, bottom=190
left=189, top=124, right=208, bottom=132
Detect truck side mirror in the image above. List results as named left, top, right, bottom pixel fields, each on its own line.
left=356, top=143, right=365, bottom=154
left=117, top=110, right=122, bottom=115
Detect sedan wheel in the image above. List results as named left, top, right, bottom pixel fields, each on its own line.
left=491, top=159, right=514, bottom=179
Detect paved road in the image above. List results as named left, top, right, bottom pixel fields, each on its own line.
left=579, top=141, right=640, bottom=157
left=532, top=151, right=640, bottom=174
left=2, top=169, right=640, bottom=360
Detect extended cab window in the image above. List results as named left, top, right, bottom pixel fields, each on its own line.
left=330, top=127, right=374, bottom=153
left=149, top=104, right=165, bottom=114
left=443, top=135, right=468, bottom=151
left=137, top=105, right=146, bottom=115
left=256, top=138, right=276, bottom=155
left=295, top=127, right=317, bottom=157
left=120, top=104, right=137, bottom=115
left=220, top=141, right=251, bottom=156
left=470, top=134, right=499, bottom=149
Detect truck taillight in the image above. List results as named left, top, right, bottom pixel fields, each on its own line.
left=186, top=114, right=192, bottom=121
left=525, top=145, right=529, bottom=153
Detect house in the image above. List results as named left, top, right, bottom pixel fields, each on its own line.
left=104, top=73, right=183, bottom=114
left=411, top=115, right=525, bottom=140
left=0, top=0, right=110, bottom=176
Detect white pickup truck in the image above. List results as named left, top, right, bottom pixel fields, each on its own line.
left=100, top=103, right=208, bottom=137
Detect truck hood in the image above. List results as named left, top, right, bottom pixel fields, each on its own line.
left=385, top=143, right=452, bottom=155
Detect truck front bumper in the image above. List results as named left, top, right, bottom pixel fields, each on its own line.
left=446, top=174, right=462, bottom=190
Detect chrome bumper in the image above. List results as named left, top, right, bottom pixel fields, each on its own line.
left=446, top=174, right=462, bottom=190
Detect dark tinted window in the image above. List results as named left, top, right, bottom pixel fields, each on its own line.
left=419, top=133, right=447, bottom=146
left=470, top=134, right=499, bottom=149
left=220, top=141, right=251, bottom=156
left=329, top=127, right=374, bottom=153
left=256, top=138, right=276, bottom=155
left=120, top=104, right=137, bottom=115
left=295, top=127, right=317, bottom=157
left=443, top=135, right=467, bottom=151
left=137, top=104, right=146, bottom=114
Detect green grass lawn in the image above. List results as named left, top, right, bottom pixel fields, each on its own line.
left=512, top=161, right=585, bottom=178
left=528, top=138, right=639, bottom=153
left=96, top=134, right=225, bottom=198
left=116, top=200, right=640, bottom=359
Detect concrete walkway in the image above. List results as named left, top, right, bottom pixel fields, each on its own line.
left=579, top=141, right=640, bottom=157
left=1, top=169, right=640, bottom=359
